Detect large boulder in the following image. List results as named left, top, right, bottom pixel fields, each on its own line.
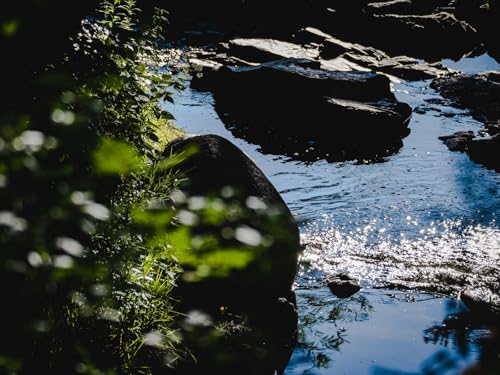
left=164, top=134, right=299, bottom=306
left=192, top=58, right=412, bottom=162
left=163, top=134, right=299, bottom=374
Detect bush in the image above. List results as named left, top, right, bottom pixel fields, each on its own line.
left=0, top=1, right=185, bottom=373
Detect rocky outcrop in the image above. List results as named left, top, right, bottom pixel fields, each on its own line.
left=468, top=134, right=500, bottom=171
left=438, top=131, right=500, bottom=172
left=168, top=0, right=496, bottom=61
left=433, top=70, right=500, bottom=172
left=318, top=1, right=482, bottom=60
left=431, top=71, right=500, bottom=134
left=364, top=0, right=454, bottom=15
left=357, top=12, right=477, bottom=60
left=191, top=58, right=412, bottom=162
left=455, top=0, right=500, bottom=59
left=204, top=34, right=453, bottom=81
left=438, top=131, right=474, bottom=151
left=295, top=27, right=453, bottom=80
left=186, top=31, right=460, bottom=162
left=163, top=134, right=299, bottom=374
left=338, top=0, right=498, bottom=60
left=432, top=71, right=500, bottom=171
left=221, top=38, right=319, bottom=63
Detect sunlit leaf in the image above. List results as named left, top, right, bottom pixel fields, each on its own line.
left=1, top=19, right=19, bottom=37
left=93, top=137, right=142, bottom=175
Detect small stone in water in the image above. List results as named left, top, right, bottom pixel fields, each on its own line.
left=326, top=273, right=361, bottom=298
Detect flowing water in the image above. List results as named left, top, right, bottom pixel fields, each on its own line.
left=165, top=54, right=500, bottom=374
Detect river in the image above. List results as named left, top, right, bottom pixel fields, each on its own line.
left=166, top=53, right=500, bottom=374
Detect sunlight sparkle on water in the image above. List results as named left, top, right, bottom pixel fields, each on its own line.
left=299, top=217, right=500, bottom=298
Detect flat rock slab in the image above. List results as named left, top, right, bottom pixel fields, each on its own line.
left=297, top=27, right=453, bottom=80
left=221, top=59, right=393, bottom=101
left=217, top=34, right=453, bottom=81
left=222, top=38, right=319, bottom=63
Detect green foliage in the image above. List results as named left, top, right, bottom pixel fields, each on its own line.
left=93, top=137, right=143, bottom=175
left=71, top=0, right=183, bottom=155
left=0, top=1, right=185, bottom=374
left=1, top=1, right=295, bottom=374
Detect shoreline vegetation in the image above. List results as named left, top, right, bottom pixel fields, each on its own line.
left=1, top=1, right=300, bottom=374
left=1, top=1, right=191, bottom=373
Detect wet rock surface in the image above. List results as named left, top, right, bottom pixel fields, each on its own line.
left=191, top=57, right=412, bottom=162
left=432, top=71, right=500, bottom=170
left=296, top=27, right=453, bottom=80
left=431, top=71, right=500, bottom=131
left=438, top=131, right=474, bottom=151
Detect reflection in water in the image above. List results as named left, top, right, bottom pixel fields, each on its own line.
left=288, top=288, right=492, bottom=375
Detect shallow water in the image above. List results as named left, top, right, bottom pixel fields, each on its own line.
left=289, top=288, right=484, bottom=375
left=165, top=54, right=500, bottom=373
